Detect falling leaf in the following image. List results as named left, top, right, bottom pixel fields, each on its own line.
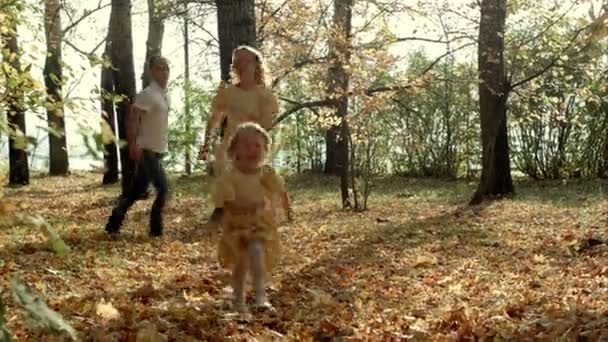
left=95, top=300, right=119, bottom=323
left=0, top=297, right=12, bottom=342
left=10, top=279, right=78, bottom=341
left=24, top=215, right=70, bottom=256
left=135, top=321, right=167, bottom=342
left=532, top=254, right=546, bottom=264
left=306, top=288, right=335, bottom=307
left=413, top=255, right=438, bottom=267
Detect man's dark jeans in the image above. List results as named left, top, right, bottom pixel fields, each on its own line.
left=105, top=150, right=168, bottom=236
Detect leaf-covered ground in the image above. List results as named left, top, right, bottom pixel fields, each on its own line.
left=2, top=172, right=608, bottom=340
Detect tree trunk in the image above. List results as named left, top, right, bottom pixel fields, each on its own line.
left=215, top=0, right=256, bottom=138
left=295, top=112, right=302, bottom=174
left=470, top=0, right=514, bottom=205
left=326, top=0, right=352, bottom=207
left=142, top=0, right=165, bottom=89
left=183, top=2, right=192, bottom=175
left=2, top=23, right=30, bottom=185
left=101, top=31, right=119, bottom=184
left=110, top=0, right=137, bottom=195
left=44, top=0, right=69, bottom=176
left=324, top=128, right=337, bottom=174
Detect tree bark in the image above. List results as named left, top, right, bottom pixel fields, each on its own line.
left=184, top=2, right=192, bottom=175
left=109, top=0, right=137, bottom=194
left=470, top=0, right=514, bottom=205
left=2, top=22, right=29, bottom=185
left=215, top=0, right=256, bottom=138
left=101, top=29, right=119, bottom=184
left=326, top=0, right=352, bottom=207
left=324, top=128, right=338, bottom=174
left=142, top=0, right=165, bottom=89
left=44, top=0, right=69, bottom=176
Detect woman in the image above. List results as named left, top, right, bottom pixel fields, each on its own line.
left=199, top=45, right=280, bottom=228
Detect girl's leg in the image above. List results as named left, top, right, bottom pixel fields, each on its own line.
left=248, top=239, right=269, bottom=306
left=231, top=251, right=248, bottom=312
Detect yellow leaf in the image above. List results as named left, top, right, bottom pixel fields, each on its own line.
left=533, top=254, right=546, bottom=264
left=99, top=119, right=115, bottom=144
left=136, top=321, right=167, bottom=342
left=95, top=300, right=120, bottom=322
left=413, top=255, right=438, bottom=267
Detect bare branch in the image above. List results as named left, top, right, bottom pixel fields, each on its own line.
left=271, top=56, right=328, bottom=88
left=355, top=34, right=476, bottom=50
left=64, top=37, right=105, bottom=58
left=257, top=0, right=289, bottom=39
left=273, top=98, right=334, bottom=126
left=61, top=2, right=111, bottom=36
left=414, top=41, right=476, bottom=76
left=190, top=20, right=219, bottom=44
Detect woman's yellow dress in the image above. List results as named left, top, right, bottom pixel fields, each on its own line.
left=213, top=164, right=286, bottom=274
left=210, top=82, right=279, bottom=176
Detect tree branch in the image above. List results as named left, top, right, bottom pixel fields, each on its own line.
left=0, top=0, right=20, bottom=11
left=273, top=98, right=334, bottom=126
left=510, top=23, right=591, bottom=90
left=271, top=56, right=328, bottom=88
left=273, top=41, right=476, bottom=126
left=61, top=2, right=111, bottom=36
left=64, top=37, right=105, bottom=58
left=189, top=19, right=219, bottom=44
left=507, top=0, right=578, bottom=83
left=257, top=0, right=289, bottom=39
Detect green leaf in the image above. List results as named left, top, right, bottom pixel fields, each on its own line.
left=113, top=94, right=123, bottom=104
left=23, top=215, right=70, bottom=257
left=10, top=279, right=78, bottom=341
left=0, top=298, right=12, bottom=342
left=99, top=120, right=116, bottom=144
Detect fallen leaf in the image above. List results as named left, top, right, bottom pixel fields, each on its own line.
left=95, top=300, right=120, bottom=322
left=413, top=255, right=438, bottom=267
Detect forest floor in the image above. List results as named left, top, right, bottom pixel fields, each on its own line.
left=1, top=172, right=608, bottom=341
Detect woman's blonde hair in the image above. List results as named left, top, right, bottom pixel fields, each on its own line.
left=230, top=45, right=269, bottom=87
left=227, top=122, right=271, bottom=160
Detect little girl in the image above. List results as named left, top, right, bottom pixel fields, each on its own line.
left=212, top=122, right=291, bottom=312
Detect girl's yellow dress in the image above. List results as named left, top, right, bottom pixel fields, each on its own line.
left=213, top=164, right=286, bottom=274
left=210, top=82, right=279, bottom=176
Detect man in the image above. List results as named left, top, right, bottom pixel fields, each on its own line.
left=105, top=56, right=171, bottom=237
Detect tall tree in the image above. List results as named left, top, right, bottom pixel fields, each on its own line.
left=215, top=0, right=256, bottom=81
left=215, top=0, right=256, bottom=138
left=101, top=30, right=118, bottom=184
left=141, top=0, right=165, bottom=88
left=1, top=18, right=29, bottom=185
left=183, top=2, right=192, bottom=175
left=109, top=0, right=137, bottom=194
left=43, top=0, right=69, bottom=176
left=470, top=0, right=513, bottom=205
left=326, top=0, right=352, bottom=207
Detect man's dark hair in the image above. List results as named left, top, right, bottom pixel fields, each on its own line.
left=148, top=56, right=168, bottom=70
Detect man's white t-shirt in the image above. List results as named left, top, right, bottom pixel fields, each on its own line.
left=132, top=82, right=170, bottom=153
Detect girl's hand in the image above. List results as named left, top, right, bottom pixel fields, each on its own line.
left=241, top=199, right=265, bottom=211
left=225, top=199, right=264, bottom=213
